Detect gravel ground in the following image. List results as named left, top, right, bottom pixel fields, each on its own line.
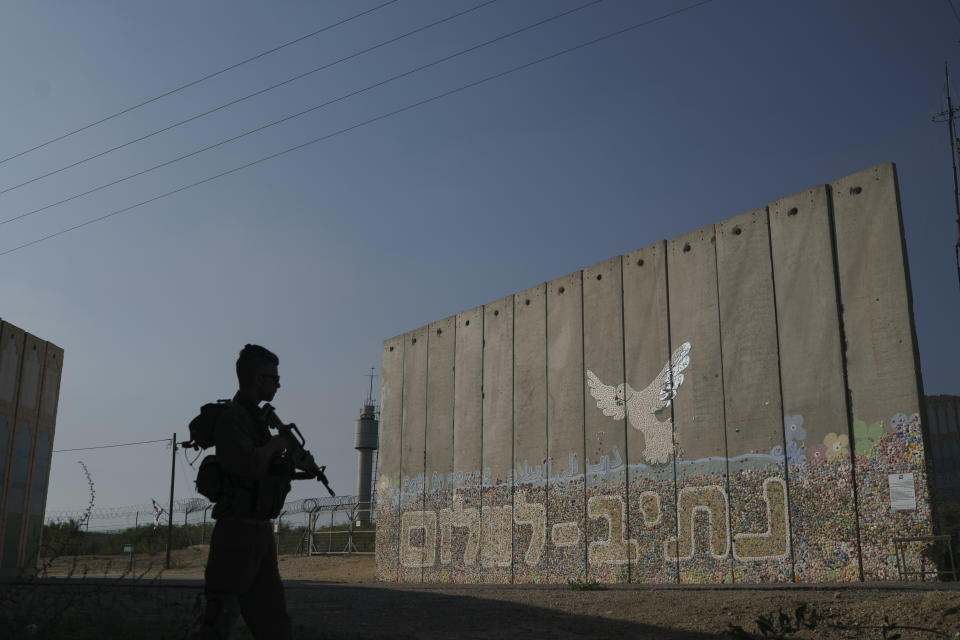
left=12, top=549, right=960, bottom=639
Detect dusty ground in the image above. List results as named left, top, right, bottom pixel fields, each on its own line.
left=3, top=549, right=958, bottom=639
left=39, top=544, right=377, bottom=582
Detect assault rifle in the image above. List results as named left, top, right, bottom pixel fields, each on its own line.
left=260, top=403, right=335, bottom=497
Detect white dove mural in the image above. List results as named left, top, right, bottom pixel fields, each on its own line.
left=586, top=342, right=691, bottom=465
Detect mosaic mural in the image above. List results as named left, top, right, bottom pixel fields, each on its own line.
left=376, top=407, right=931, bottom=583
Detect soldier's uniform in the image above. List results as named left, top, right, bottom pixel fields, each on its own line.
left=200, top=392, right=292, bottom=640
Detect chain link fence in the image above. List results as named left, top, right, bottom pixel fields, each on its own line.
left=44, top=495, right=375, bottom=557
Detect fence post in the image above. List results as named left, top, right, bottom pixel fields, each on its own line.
left=202, top=506, right=210, bottom=545
left=166, top=433, right=176, bottom=570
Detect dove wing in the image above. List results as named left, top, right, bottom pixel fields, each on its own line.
left=629, top=341, right=692, bottom=417
left=586, top=370, right=625, bottom=420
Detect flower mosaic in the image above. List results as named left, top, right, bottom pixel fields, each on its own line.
left=808, top=444, right=826, bottom=466
left=890, top=413, right=909, bottom=434
left=852, top=412, right=932, bottom=579
left=784, top=415, right=806, bottom=443
left=853, top=419, right=884, bottom=454
left=823, top=432, right=849, bottom=461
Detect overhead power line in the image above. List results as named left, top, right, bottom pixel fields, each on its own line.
left=53, top=438, right=171, bottom=453
left=0, top=0, right=602, bottom=228
left=0, top=0, right=715, bottom=258
left=0, top=0, right=400, bottom=168
left=948, top=0, right=960, bottom=27
left=0, top=0, right=501, bottom=198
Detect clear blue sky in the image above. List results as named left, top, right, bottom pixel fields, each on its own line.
left=1, top=0, right=957, bottom=513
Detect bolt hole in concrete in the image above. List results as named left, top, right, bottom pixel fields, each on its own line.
left=788, top=207, right=798, bottom=216
left=637, top=259, right=644, bottom=266
left=437, top=328, right=442, bottom=335
left=558, top=286, right=565, bottom=294
left=494, top=309, right=499, bottom=316
left=465, top=320, right=470, bottom=326
left=525, top=299, right=530, bottom=306
left=850, top=186, right=862, bottom=195
left=596, top=274, right=602, bottom=280
left=733, top=226, right=742, bottom=235
left=412, top=338, right=417, bottom=344
left=389, top=346, right=394, bottom=352
left=683, top=243, right=691, bottom=253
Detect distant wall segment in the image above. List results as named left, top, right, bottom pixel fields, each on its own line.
left=376, top=162, right=933, bottom=584
left=0, top=320, right=64, bottom=577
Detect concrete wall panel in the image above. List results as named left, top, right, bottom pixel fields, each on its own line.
left=667, top=226, right=731, bottom=584
left=1, top=336, right=45, bottom=569
left=769, top=186, right=860, bottom=582
left=582, top=256, right=628, bottom=583
left=21, top=342, right=60, bottom=567
left=831, top=162, right=932, bottom=580
left=452, top=306, right=483, bottom=582
left=399, top=328, right=428, bottom=582
left=481, top=297, right=514, bottom=583
left=716, top=209, right=792, bottom=583
left=423, top=317, right=455, bottom=583
left=545, top=271, right=586, bottom=582
left=0, top=322, right=25, bottom=559
left=375, top=335, right=404, bottom=582
left=512, top=283, right=548, bottom=583
left=622, top=241, right=678, bottom=584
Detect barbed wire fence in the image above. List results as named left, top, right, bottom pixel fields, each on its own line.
left=45, top=495, right=375, bottom=555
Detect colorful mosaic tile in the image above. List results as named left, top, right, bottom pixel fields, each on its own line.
left=628, top=465, right=678, bottom=584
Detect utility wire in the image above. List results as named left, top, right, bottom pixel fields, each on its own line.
left=0, top=0, right=400, bottom=168
left=0, top=0, right=501, bottom=198
left=948, top=0, right=960, bottom=26
left=53, top=438, right=170, bottom=453
left=0, top=0, right=715, bottom=258
left=0, top=0, right=601, bottom=228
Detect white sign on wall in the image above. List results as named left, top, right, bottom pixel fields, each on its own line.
left=888, top=473, right=916, bottom=511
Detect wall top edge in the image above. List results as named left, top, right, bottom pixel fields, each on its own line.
left=768, top=184, right=829, bottom=216
left=380, top=162, right=897, bottom=344
left=0, top=319, right=26, bottom=336
left=0, top=319, right=63, bottom=348
left=829, top=161, right=895, bottom=189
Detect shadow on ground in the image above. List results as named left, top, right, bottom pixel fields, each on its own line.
left=0, top=578, right=724, bottom=639
left=285, top=583, right=724, bottom=639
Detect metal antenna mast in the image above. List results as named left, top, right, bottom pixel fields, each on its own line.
left=933, top=61, right=960, bottom=290
left=365, top=367, right=377, bottom=405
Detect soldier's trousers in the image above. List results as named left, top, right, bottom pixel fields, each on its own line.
left=202, top=518, right=292, bottom=639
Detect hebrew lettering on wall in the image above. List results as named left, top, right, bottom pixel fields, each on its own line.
left=513, top=489, right=545, bottom=565
left=379, top=163, right=934, bottom=584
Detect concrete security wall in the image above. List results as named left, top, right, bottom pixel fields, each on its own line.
left=925, top=395, right=960, bottom=538
left=0, top=320, right=64, bottom=577
left=375, top=163, right=934, bottom=584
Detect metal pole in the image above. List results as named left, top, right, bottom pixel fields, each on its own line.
left=935, top=62, right=960, bottom=290
left=328, top=511, right=334, bottom=553
left=202, top=507, right=208, bottom=545
left=947, top=64, right=960, bottom=229
left=166, top=433, right=176, bottom=570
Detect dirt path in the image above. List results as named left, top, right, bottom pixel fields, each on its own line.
left=40, top=544, right=376, bottom=582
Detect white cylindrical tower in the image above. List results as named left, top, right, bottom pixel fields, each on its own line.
left=354, top=404, right=378, bottom=523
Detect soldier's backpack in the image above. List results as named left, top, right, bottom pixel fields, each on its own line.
left=187, top=399, right=232, bottom=450
left=187, top=400, right=233, bottom=502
